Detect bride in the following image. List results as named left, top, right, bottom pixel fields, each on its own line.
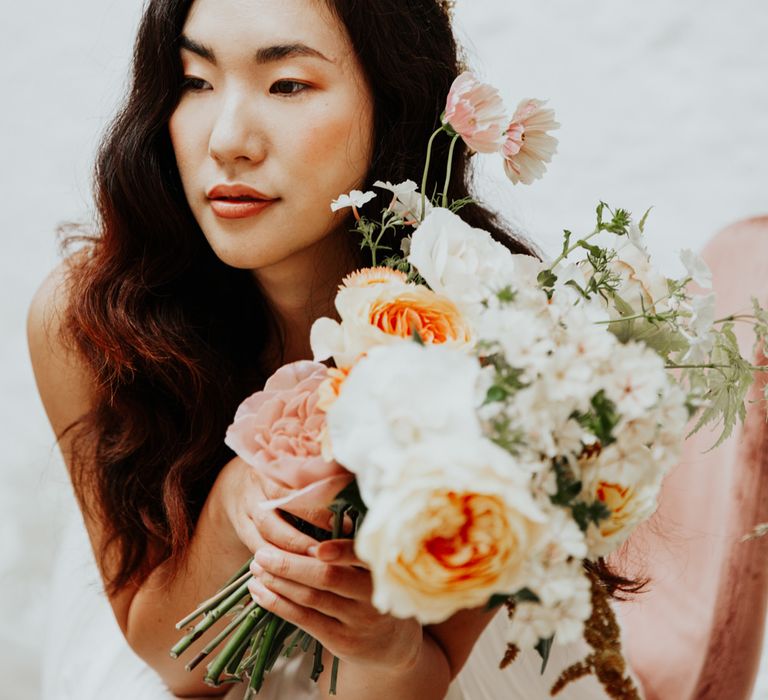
left=28, top=0, right=642, bottom=697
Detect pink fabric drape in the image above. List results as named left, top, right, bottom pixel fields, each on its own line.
left=615, top=216, right=768, bottom=700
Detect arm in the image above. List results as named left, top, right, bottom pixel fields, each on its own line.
left=27, top=262, right=255, bottom=696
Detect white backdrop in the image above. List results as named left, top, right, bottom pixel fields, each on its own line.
left=1, top=1, right=766, bottom=697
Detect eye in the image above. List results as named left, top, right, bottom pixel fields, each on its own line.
left=269, top=80, right=310, bottom=96
left=181, top=76, right=212, bottom=93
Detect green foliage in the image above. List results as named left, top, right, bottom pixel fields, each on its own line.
left=683, top=322, right=753, bottom=450
left=550, top=457, right=611, bottom=533
left=572, top=391, right=619, bottom=447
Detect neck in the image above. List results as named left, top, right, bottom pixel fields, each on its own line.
left=252, top=229, right=357, bottom=369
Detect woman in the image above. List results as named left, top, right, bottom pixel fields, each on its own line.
left=28, top=0, right=638, bottom=697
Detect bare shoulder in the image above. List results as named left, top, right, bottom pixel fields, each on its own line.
left=27, top=256, right=96, bottom=441
left=27, top=259, right=142, bottom=632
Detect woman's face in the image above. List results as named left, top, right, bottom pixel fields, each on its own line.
left=170, top=0, right=374, bottom=274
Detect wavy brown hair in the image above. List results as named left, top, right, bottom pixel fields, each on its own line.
left=60, top=0, right=639, bottom=600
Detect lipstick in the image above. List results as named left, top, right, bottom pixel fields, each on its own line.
left=207, top=183, right=279, bottom=220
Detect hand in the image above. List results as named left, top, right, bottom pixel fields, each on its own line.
left=247, top=538, right=423, bottom=673
left=219, top=456, right=335, bottom=557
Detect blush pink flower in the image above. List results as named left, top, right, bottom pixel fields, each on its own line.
left=502, top=98, right=560, bottom=185
left=224, top=361, right=350, bottom=490
left=442, top=71, right=508, bottom=154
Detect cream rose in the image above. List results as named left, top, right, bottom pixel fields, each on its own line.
left=353, top=440, right=545, bottom=624
left=310, top=267, right=473, bottom=368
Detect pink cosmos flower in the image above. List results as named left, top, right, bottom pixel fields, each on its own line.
left=224, top=361, right=350, bottom=491
left=502, top=99, right=560, bottom=185
left=442, top=72, right=508, bottom=154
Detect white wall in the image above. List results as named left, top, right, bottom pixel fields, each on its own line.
left=1, top=1, right=766, bottom=697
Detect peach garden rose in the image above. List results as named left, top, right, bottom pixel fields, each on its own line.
left=224, top=361, right=349, bottom=491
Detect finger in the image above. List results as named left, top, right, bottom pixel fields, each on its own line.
left=250, top=569, right=361, bottom=624
left=251, top=545, right=372, bottom=601
left=248, top=578, right=344, bottom=643
left=255, top=510, right=320, bottom=555
left=309, top=539, right=369, bottom=569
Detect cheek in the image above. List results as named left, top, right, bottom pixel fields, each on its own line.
left=292, top=98, right=373, bottom=188
left=168, top=107, right=205, bottom=186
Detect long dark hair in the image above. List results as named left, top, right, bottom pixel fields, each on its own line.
left=60, top=0, right=634, bottom=599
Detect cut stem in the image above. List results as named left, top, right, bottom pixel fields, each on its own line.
left=175, top=562, right=252, bottom=630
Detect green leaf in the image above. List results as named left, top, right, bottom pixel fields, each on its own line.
left=513, top=587, right=541, bottom=604
left=638, top=206, right=654, bottom=233
left=535, top=636, right=555, bottom=674
left=496, top=285, right=517, bottom=304
left=484, top=385, right=508, bottom=404
left=485, top=593, right=511, bottom=611
left=537, top=269, right=558, bottom=289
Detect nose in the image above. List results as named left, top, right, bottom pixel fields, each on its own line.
left=208, top=92, right=267, bottom=166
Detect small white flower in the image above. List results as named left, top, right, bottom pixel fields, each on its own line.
left=330, top=189, right=377, bottom=212
left=374, top=179, right=418, bottom=197
left=680, top=292, right=717, bottom=363
left=374, top=179, right=431, bottom=222
left=506, top=565, right=591, bottom=648
left=679, top=248, right=713, bottom=289
left=600, top=341, right=667, bottom=420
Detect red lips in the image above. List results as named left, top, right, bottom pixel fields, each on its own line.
left=207, top=183, right=279, bottom=220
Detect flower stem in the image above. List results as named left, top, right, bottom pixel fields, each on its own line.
left=175, top=564, right=252, bottom=630
left=246, top=617, right=282, bottom=694
left=420, top=127, right=443, bottom=220
left=171, top=579, right=252, bottom=658
left=330, top=656, right=341, bottom=695
left=185, top=600, right=260, bottom=672
left=441, top=133, right=461, bottom=208
left=548, top=228, right=601, bottom=270
left=205, top=606, right=267, bottom=686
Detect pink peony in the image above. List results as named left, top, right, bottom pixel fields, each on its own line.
left=501, top=98, right=560, bottom=185
left=442, top=72, right=508, bottom=154
left=225, top=361, right=349, bottom=490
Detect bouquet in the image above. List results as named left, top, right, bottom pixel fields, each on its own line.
left=170, top=71, right=768, bottom=698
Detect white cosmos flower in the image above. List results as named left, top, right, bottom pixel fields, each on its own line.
left=330, top=189, right=377, bottom=212
left=627, top=220, right=649, bottom=255
left=354, top=439, right=546, bottom=624
left=679, top=248, right=713, bottom=289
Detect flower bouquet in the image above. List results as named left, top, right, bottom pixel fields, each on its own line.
left=170, top=72, right=768, bottom=698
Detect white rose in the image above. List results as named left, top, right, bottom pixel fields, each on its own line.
left=326, top=343, right=486, bottom=500
left=354, top=439, right=545, bottom=624
left=408, top=207, right=529, bottom=309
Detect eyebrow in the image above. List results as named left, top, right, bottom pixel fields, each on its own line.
left=179, top=35, right=332, bottom=65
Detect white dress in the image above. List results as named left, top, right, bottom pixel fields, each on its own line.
left=41, top=510, right=641, bottom=700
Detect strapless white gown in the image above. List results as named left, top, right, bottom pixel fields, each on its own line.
left=42, top=511, right=641, bottom=699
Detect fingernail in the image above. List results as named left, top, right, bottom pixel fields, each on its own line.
left=318, top=543, right=340, bottom=561
left=250, top=561, right=263, bottom=576
left=307, top=545, right=318, bottom=557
